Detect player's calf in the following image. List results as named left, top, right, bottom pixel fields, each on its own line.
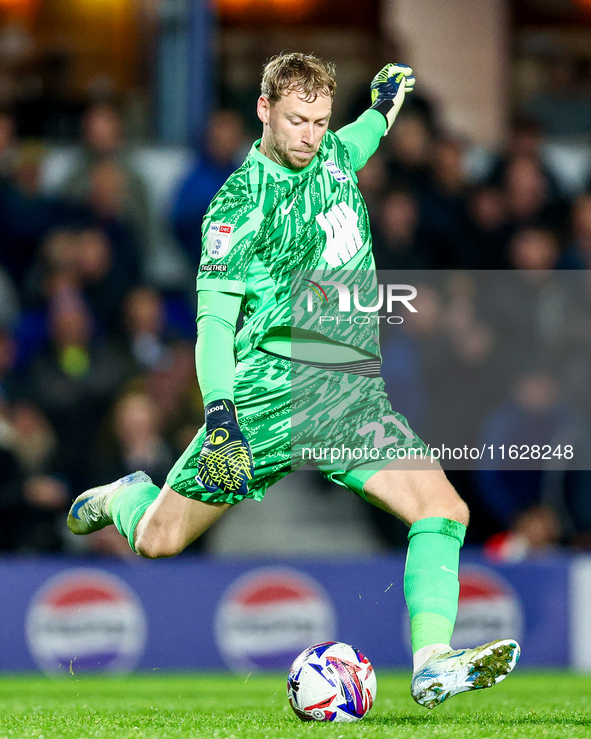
left=133, top=486, right=231, bottom=559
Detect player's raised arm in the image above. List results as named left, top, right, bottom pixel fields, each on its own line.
left=337, top=63, right=415, bottom=171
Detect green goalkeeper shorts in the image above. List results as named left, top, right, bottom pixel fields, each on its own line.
left=166, top=349, right=429, bottom=505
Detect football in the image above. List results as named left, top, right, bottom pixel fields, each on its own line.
left=286, top=641, right=377, bottom=722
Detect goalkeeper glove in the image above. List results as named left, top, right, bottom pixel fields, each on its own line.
left=370, top=63, right=415, bottom=135
left=196, top=399, right=254, bottom=498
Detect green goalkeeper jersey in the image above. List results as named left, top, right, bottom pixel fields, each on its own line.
left=197, top=108, right=386, bottom=361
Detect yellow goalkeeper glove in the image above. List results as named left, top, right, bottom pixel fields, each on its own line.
left=370, top=63, right=415, bottom=135
left=196, top=399, right=254, bottom=499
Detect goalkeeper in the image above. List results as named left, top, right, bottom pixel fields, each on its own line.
left=68, top=53, right=519, bottom=708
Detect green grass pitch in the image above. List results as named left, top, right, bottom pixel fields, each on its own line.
left=0, top=671, right=590, bottom=739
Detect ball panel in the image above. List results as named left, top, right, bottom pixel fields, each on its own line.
left=287, top=641, right=377, bottom=723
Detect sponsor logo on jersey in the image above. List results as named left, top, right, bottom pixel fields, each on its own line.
left=207, top=222, right=234, bottom=259
left=215, top=567, right=336, bottom=671
left=200, top=264, right=228, bottom=272
left=316, top=202, right=363, bottom=268
left=26, top=569, right=147, bottom=675
left=325, top=160, right=349, bottom=183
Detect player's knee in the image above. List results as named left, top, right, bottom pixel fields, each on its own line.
left=135, top=531, right=183, bottom=559
left=449, top=497, right=470, bottom=527
left=433, top=485, right=470, bottom=526
left=413, top=486, right=470, bottom=527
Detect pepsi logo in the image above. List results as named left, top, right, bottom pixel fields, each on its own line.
left=401, top=564, right=524, bottom=654
left=215, top=567, right=336, bottom=672
left=451, top=565, right=524, bottom=648
left=26, top=569, right=147, bottom=675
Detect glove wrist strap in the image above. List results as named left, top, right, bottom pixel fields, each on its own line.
left=370, top=100, right=393, bottom=125
left=205, top=399, right=237, bottom=424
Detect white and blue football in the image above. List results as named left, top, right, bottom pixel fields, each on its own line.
left=287, top=641, right=377, bottom=722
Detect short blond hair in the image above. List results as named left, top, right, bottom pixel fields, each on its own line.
left=261, top=52, right=336, bottom=103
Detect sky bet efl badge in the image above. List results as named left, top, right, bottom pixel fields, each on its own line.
left=207, top=222, right=234, bottom=259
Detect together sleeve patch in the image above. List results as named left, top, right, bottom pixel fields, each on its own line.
left=200, top=263, right=228, bottom=272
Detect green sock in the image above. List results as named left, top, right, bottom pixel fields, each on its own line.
left=404, top=517, right=467, bottom=653
left=109, top=481, right=160, bottom=553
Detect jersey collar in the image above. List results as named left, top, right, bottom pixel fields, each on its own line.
left=250, top=139, right=322, bottom=177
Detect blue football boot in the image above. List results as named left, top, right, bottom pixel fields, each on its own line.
left=67, top=471, right=152, bottom=535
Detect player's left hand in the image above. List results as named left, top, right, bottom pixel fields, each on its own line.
left=196, top=399, right=254, bottom=498
left=370, top=63, right=415, bottom=135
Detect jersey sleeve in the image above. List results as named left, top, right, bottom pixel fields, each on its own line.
left=336, top=109, right=387, bottom=172
left=195, top=290, right=242, bottom=404
left=197, top=194, right=266, bottom=295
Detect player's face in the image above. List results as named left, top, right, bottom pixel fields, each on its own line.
left=257, top=89, right=332, bottom=171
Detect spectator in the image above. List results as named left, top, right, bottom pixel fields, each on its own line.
left=478, top=229, right=567, bottom=383
left=0, top=109, right=17, bottom=181
left=144, top=340, right=203, bottom=454
left=503, top=154, right=567, bottom=232
left=356, top=151, right=389, bottom=220
left=19, top=474, right=71, bottom=552
left=0, top=266, right=19, bottom=328
left=0, top=401, right=69, bottom=552
left=508, top=226, right=561, bottom=271
left=0, top=142, right=79, bottom=289
left=170, top=109, right=247, bottom=266
left=486, top=115, right=562, bottom=202
left=0, top=326, right=17, bottom=403
left=76, top=226, right=139, bottom=334
left=380, top=281, right=440, bottom=431
left=22, top=288, right=130, bottom=490
left=60, top=102, right=152, bottom=252
left=14, top=50, right=84, bottom=142
left=474, top=370, right=566, bottom=531
left=372, top=190, right=432, bottom=270
left=458, top=185, right=511, bottom=269
left=9, top=401, right=59, bottom=476
left=0, top=416, right=25, bottom=551
left=484, top=504, right=561, bottom=562
left=121, top=285, right=172, bottom=372
left=24, top=224, right=140, bottom=335
left=81, top=160, right=143, bottom=283
left=90, top=390, right=174, bottom=489
left=416, top=135, right=469, bottom=267
left=556, top=194, right=591, bottom=269
left=382, top=111, right=433, bottom=191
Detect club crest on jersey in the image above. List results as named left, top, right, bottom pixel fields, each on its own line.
left=325, top=160, right=349, bottom=183
left=207, top=222, right=234, bottom=259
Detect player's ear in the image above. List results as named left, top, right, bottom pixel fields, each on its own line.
left=257, top=95, right=271, bottom=125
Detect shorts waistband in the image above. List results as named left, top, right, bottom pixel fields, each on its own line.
left=257, top=347, right=382, bottom=378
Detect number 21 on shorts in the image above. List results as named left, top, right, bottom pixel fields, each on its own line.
left=357, top=415, right=415, bottom=448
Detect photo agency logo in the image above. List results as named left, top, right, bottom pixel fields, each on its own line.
left=301, top=278, right=418, bottom=325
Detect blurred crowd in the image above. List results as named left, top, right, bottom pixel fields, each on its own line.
left=1, top=84, right=591, bottom=559
left=0, top=101, right=212, bottom=556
